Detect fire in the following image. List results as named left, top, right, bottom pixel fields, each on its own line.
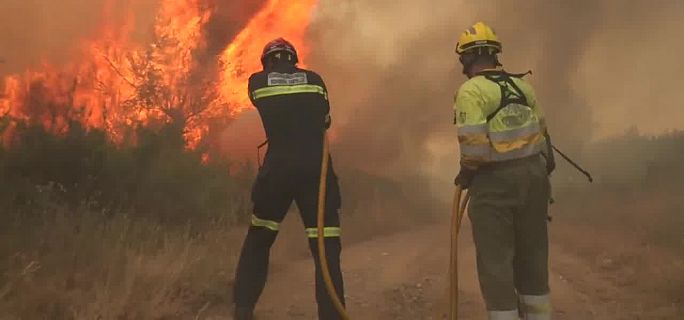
left=219, top=0, right=319, bottom=111
left=0, top=0, right=320, bottom=151
left=1, top=0, right=138, bottom=138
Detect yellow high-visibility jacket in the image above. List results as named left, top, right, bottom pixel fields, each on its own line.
left=454, top=70, right=548, bottom=170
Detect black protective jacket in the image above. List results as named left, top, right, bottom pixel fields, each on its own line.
left=248, top=63, right=330, bottom=167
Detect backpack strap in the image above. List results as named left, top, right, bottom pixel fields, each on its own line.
left=476, top=70, right=532, bottom=122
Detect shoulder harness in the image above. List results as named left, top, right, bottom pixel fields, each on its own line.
left=476, top=70, right=533, bottom=122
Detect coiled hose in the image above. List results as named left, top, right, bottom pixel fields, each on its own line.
left=317, top=133, right=351, bottom=319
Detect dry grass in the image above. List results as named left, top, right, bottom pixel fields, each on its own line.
left=552, top=185, right=684, bottom=317
left=0, top=205, right=246, bottom=319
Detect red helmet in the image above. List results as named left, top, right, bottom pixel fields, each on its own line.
left=260, top=38, right=299, bottom=66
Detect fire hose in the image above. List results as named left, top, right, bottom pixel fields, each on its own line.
left=449, top=146, right=589, bottom=319
left=450, top=185, right=470, bottom=320
left=316, top=138, right=589, bottom=320
left=317, top=132, right=351, bottom=320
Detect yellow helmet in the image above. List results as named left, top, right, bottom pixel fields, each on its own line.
left=455, top=22, right=502, bottom=55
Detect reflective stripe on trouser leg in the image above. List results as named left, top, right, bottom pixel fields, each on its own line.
left=488, top=310, right=520, bottom=320
left=305, top=227, right=341, bottom=238
left=250, top=214, right=280, bottom=231
left=520, top=294, right=551, bottom=320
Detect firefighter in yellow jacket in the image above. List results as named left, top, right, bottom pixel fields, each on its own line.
left=453, top=22, right=556, bottom=320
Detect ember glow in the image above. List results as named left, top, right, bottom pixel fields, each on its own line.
left=0, top=0, right=319, bottom=150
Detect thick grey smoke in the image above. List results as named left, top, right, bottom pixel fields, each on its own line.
left=308, top=0, right=684, bottom=193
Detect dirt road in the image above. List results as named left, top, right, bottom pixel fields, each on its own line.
left=205, top=220, right=681, bottom=320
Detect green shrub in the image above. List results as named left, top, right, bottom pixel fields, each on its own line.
left=582, top=128, right=684, bottom=186
left=0, top=117, right=253, bottom=226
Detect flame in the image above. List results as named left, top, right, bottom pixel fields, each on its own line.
left=0, top=0, right=319, bottom=151
left=1, top=0, right=139, bottom=138
left=219, top=0, right=319, bottom=111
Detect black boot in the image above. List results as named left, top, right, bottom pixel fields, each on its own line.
left=234, top=306, right=254, bottom=320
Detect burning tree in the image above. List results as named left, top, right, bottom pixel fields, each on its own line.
left=0, top=3, right=324, bottom=315
left=0, top=0, right=320, bottom=154
left=106, top=26, right=227, bottom=151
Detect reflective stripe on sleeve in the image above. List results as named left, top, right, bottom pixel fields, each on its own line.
left=252, top=84, right=328, bottom=100
left=251, top=215, right=280, bottom=231
left=458, top=122, right=490, bottom=164
left=456, top=122, right=488, bottom=135
left=305, top=227, right=342, bottom=238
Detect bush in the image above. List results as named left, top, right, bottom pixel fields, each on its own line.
left=580, top=128, right=684, bottom=187
left=0, top=117, right=253, bottom=319
left=553, top=129, right=684, bottom=253
left=0, top=118, right=253, bottom=225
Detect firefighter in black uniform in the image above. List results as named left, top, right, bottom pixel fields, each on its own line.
left=233, top=38, right=346, bottom=320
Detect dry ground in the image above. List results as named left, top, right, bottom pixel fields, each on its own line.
left=201, top=213, right=683, bottom=320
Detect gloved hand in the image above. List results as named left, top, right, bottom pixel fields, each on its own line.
left=454, top=167, right=477, bottom=189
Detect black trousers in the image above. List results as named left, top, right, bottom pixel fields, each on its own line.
left=233, top=157, right=345, bottom=319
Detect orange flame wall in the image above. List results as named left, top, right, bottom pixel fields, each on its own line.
left=1, top=0, right=319, bottom=150
left=219, top=0, right=319, bottom=112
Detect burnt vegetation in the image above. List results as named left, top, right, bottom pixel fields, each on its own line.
left=0, top=36, right=253, bottom=226
left=0, top=119, right=252, bottom=223
left=1, top=102, right=682, bottom=317
left=0, top=42, right=254, bottom=317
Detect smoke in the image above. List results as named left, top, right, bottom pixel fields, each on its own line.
left=203, top=0, right=265, bottom=56
left=0, top=0, right=99, bottom=74
left=3, top=0, right=684, bottom=186
left=0, top=0, right=157, bottom=75
left=307, top=0, right=684, bottom=192
left=0, top=0, right=268, bottom=76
